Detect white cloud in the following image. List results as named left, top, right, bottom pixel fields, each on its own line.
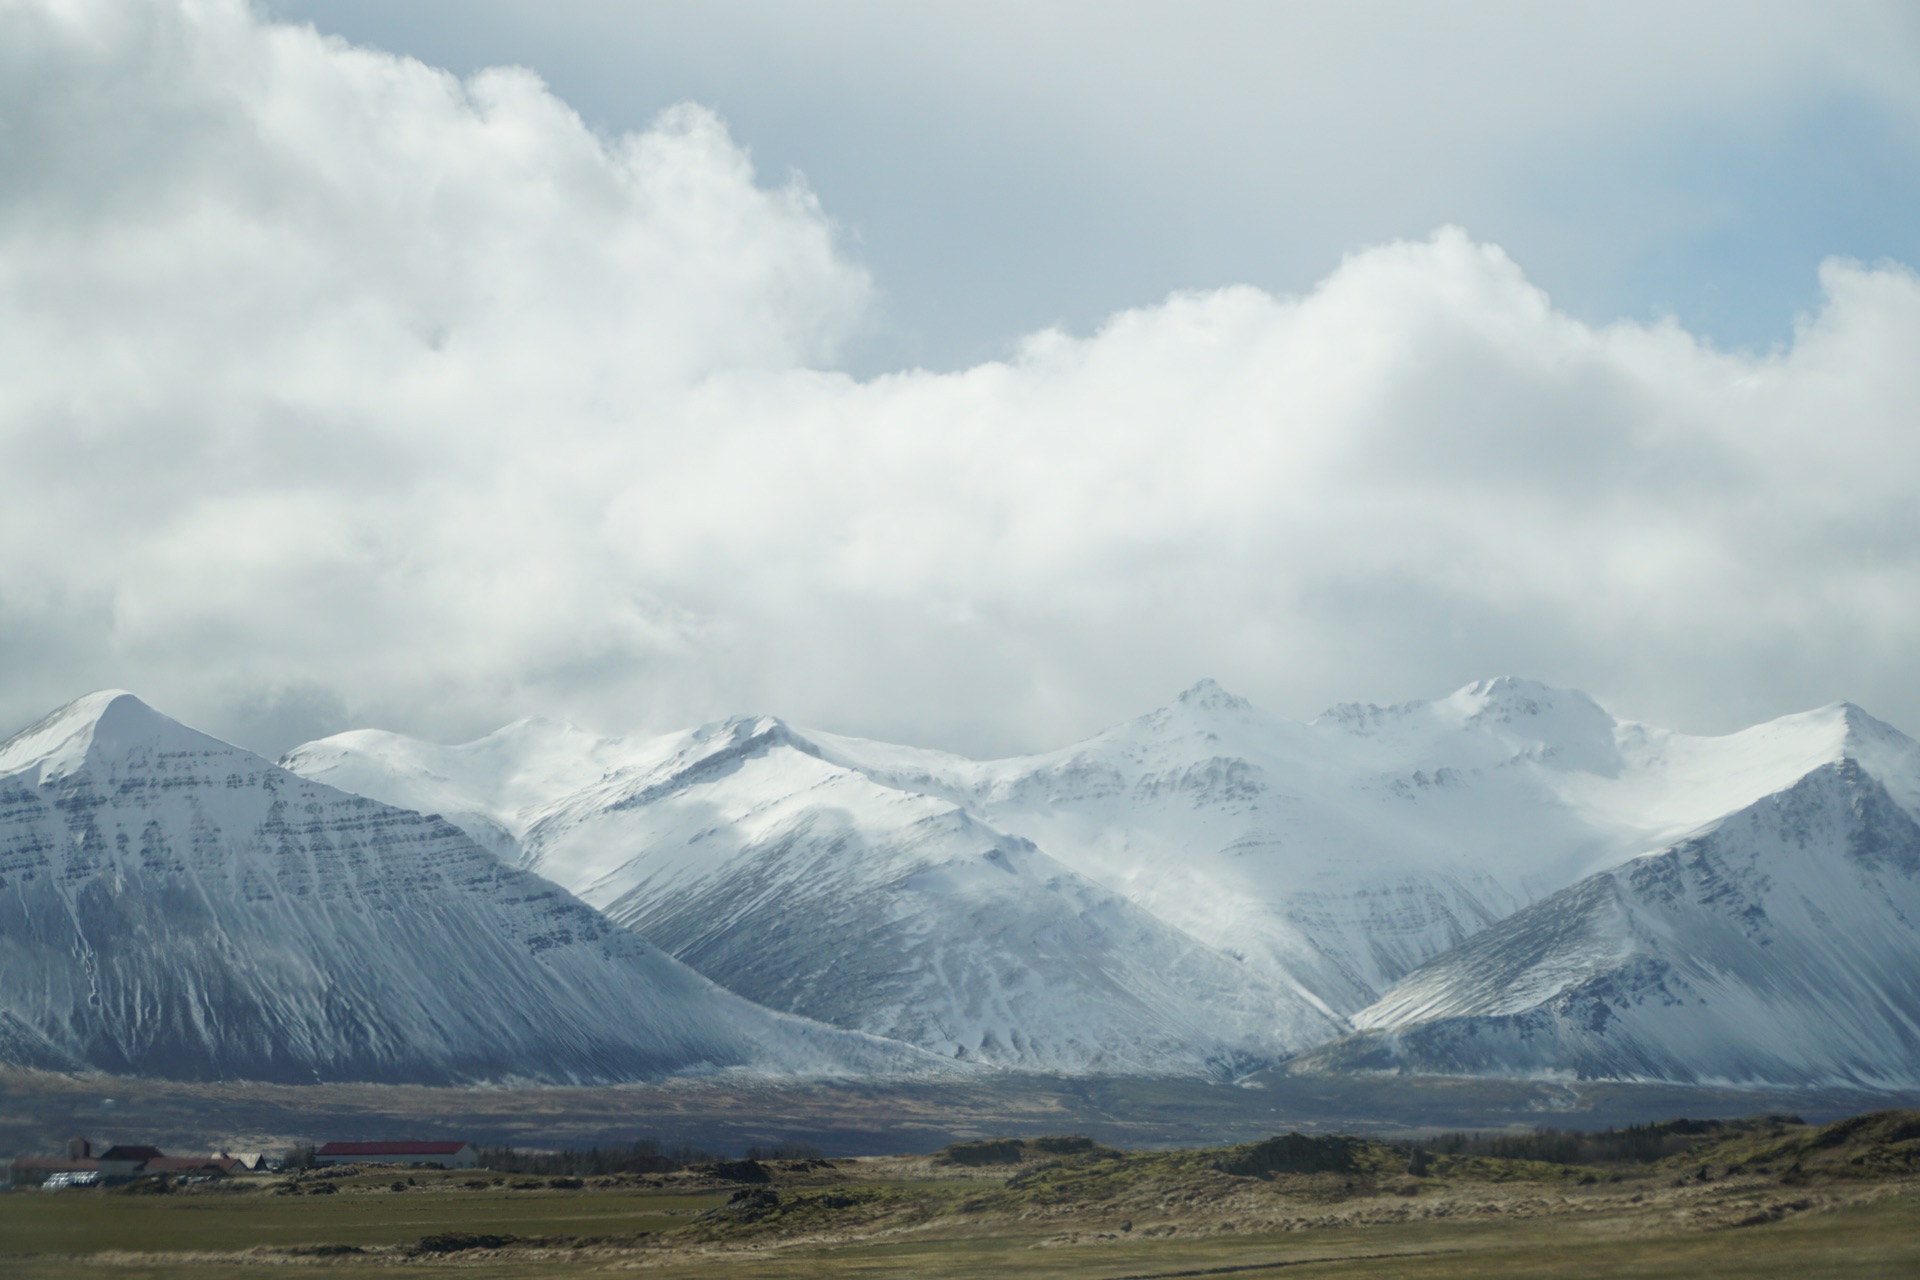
left=2, top=0, right=1918, bottom=754
left=263, top=0, right=1920, bottom=370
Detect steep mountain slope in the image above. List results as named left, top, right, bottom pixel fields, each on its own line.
left=1297, top=710, right=1920, bottom=1086
left=820, top=679, right=1585, bottom=1012
left=818, top=677, right=1888, bottom=1014
left=533, top=716, right=1343, bottom=1073
left=0, top=692, right=928, bottom=1084
left=293, top=715, right=1342, bottom=1074
left=287, top=679, right=1920, bottom=1084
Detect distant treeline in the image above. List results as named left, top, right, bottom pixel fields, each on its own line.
left=1401, top=1117, right=1800, bottom=1167
left=743, top=1141, right=826, bottom=1162
left=472, top=1138, right=826, bottom=1174
left=477, top=1139, right=712, bottom=1176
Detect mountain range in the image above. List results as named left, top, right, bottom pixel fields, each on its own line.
left=0, top=692, right=926, bottom=1083
left=282, top=676, right=1920, bottom=1088
left=4, top=677, right=1916, bottom=1089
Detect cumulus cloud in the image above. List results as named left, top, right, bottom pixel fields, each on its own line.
left=2, top=0, right=1918, bottom=754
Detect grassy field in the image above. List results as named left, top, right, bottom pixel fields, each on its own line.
left=3, top=1111, right=1915, bottom=1278
left=0, top=1176, right=730, bottom=1254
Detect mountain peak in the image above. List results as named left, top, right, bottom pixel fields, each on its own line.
left=1174, top=678, right=1253, bottom=714
left=678, top=714, right=824, bottom=769
left=1448, top=675, right=1598, bottom=716
left=1441, top=677, right=1620, bottom=774
left=1734, top=700, right=1914, bottom=766
left=480, top=714, right=578, bottom=743
left=0, top=690, right=239, bottom=783
left=714, top=712, right=800, bottom=742
left=458, top=714, right=606, bottom=765
left=1820, top=702, right=1920, bottom=818
left=1833, top=701, right=1911, bottom=746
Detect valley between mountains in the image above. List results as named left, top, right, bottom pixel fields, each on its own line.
left=4, top=676, right=1918, bottom=1092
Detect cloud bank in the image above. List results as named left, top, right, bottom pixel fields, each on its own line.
left=263, top=0, right=1920, bottom=371
left=3, top=0, right=1918, bottom=754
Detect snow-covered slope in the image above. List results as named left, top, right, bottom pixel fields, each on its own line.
left=0, top=693, right=929, bottom=1084
left=294, top=713, right=1342, bottom=1074
left=1305, top=710, right=1920, bottom=1086
left=281, top=717, right=624, bottom=863
left=839, top=678, right=1583, bottom=1012
left=287, top=678, right=1920, bottom=1085
left=530, top=717, right=1341, bottom=1073
left=866, top=678, right=1913, bottom=1016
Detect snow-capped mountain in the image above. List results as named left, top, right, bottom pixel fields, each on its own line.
left=824, top=677, right=1595, bottom=1013
left=280, top=715, right=631, bottom=865
left=805, top=676, right=1899, bottom=1017
left=1299, top=706, right=1920, bottom=1086
left=0, top=692, right=927, bottom=1084
left=286, top=677, right=1920, bottom=1086
left=294, top=715, right=1343, bottom=1074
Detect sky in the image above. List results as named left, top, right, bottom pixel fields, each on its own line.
left=2, top=0, right=1919, bottom=757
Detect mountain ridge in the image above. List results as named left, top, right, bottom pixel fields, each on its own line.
left=512, top=715, right=1344, bottom=1073
left=282, top=675, right=1920, bottom=1086
left=0, top=691, right=939, bottom=1085
left=1309, top=756, right=1920, bottom=1086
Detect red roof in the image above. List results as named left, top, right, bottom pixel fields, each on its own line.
left=316, top=1141, right=469, bottom=1156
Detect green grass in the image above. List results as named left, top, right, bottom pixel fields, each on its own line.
left=8, top=1188, right=1909, bottom=1279
left=0, top=1177, right=727, bottom=1255
left=655, top=1196, right=1920, bottom=1279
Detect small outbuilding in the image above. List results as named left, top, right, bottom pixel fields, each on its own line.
left=314, top=1141, right=478, bottom=1169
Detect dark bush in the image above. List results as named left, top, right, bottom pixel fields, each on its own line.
left=417, top=1232, right=515, bottom=1253
left=1418, top=1118, right=1741, bottom=1167
left=1214, top=1134, right=1362, bottom=1179
left=284, top=1244, right=364, bottom=1257
left=705, top=1159, right=771, bottom=1184
left=1029, top=1135, right=1101, bottom=1156
left=938, top=1139, right=1027, bottom=1166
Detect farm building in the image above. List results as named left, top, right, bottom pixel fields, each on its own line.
left=314, top=1140, right=478, bottom=1168
left=96, top=1144, right=167, bottom=1179
left=9, top=1138, right=243, bottom=1185
left=7, top=1136, right=99, bottom=1184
